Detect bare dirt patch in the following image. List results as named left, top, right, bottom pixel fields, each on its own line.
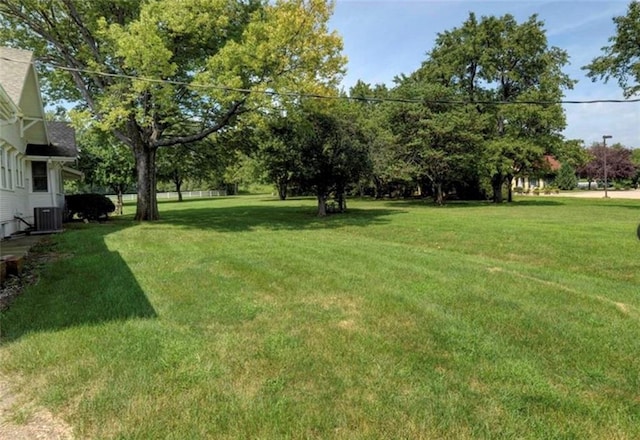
left=0, top=378, right=74, bottom=440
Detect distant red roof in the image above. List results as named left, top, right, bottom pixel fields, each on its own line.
left=544, top=155, right=561, bottom=171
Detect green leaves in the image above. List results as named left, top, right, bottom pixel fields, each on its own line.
left=1, top=0, right=346, bottom=219
left=585, top=1, right=640, bottom=98
left=388, top=12, right=573, bottom=203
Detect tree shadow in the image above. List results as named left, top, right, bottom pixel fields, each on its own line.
left=509, top=199, right=566, bottom=207
left=606, top=203, right=640, bottom=211
left=377, top=198, right=566, bottom=208
left=157, top=203, right=400, bottom=232
left=0, top=221, right=157, bottom=343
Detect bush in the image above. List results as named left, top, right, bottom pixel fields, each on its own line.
left=65, top=193, right=115, bottom=221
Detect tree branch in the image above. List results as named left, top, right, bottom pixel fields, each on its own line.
left=153, top=99, right=247, bottom=148
left=60, top=0, right=108, bottom=89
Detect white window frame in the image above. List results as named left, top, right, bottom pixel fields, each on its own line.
left=0, top=148, right=6, bottom=189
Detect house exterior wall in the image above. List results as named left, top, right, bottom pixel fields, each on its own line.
left=1, top=85, right=29, bottom=237
left=0, top=84, right=71, bottom=238
left=27, top=161, right=66, bottom=210
left=1, top=153, right=69, bottom=237
left=0, top=128, right=32, bottom=236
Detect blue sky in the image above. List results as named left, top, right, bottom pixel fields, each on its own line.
left=329, top=1, right=639, bottom=148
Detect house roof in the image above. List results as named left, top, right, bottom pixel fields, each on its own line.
left=544, top=155, right=561, bottom=171
left=0, top=46, right=33, bottom=105
left=26, top=121, right=78, bottom=159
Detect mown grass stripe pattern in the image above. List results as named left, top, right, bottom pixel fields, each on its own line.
left=1, top=195, right=639, bottom=439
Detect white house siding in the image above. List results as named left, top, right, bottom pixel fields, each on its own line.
left=1, top=84, right=28, bottom=237
left=1, top=47, right=79, bottom=239
left=27, top=161, right=65, bottom=210
left=0, top=146, right=30, bottom=237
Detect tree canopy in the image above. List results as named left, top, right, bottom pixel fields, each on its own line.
left=585, top=1, right=640, bottom=98
left=0, top=0, right=346, bottom=220
left=386, top=12, right=573, bottom=203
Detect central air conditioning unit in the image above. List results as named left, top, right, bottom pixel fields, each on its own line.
left=34, top=207, right=63, bottom=233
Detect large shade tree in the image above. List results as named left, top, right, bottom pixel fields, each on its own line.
left=423, top=13, right=574, bottom=203
left=390, top=76, right=486, bottom=205
left=0, top=0, right=345, bottom=220
left=287, top=102, right=371, bottom=216
left=348, top=81, right=406, bottom=199
left=256, top=114, right=304, bottom=200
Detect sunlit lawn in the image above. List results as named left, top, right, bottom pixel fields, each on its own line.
left=1, top=195, right=639, bottom=439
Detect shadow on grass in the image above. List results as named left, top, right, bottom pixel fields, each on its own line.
left=378, top=198, right=566, bottom=209
left=606, top=203, right=640, bottom=211
left=0, top=220, right=157, bottom=343
left=158, top=203, right=401, bottom=232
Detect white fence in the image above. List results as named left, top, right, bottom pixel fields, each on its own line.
left=107, top=190, right=227, bottom=202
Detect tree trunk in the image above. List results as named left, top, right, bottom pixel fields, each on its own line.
left=336, top=191, right=347, bottom=212
left=506, top=174, right=513, bottom=203
left=277, top=179, right=287, bottom=200
left=492, top=174, right=504, bottom=203
left=433, top=182, right=444, bottom=205
left=175, top=176, right=183, bottom=202
left=133, top=144, right=159, bottom=221
left=117, top=190, right=124, bottom=215
left=374, top=177, right=383, bottom=199
left=317, top=193, right=327, bottom=217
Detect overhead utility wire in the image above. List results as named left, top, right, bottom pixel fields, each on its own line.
left=2, top=55, right=640, bottom=106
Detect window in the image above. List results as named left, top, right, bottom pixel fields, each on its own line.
left=16, top=155, right=24, bottom=187
left=0, top=149, right=6, bottom=188
left=7, top=150, right=13, bottom=190
left=32, top=161, right=48, bottom=192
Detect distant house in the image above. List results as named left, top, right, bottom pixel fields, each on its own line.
left=513, top=155, right=561, bottom=191
left=0, top=46, right=81, bottom=238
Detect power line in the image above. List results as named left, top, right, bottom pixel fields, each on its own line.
left=2, top=54, right=640, bottom=106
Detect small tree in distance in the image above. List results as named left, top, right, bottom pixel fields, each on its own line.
left=555, top=162, right=578, bottom=190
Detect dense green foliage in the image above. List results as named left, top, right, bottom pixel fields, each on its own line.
left=70, top=122, right=135, bottom=211
left=632, top=149, right=640, bottom=186
left=407, top=13, right=574, bottom=203
left=1, top=195, right=639, bottom=438
left=555, top=162, right=578, bottom=190
left=2, top=2, right=638, bottom=213
left=64, top=193, right=116, bottom=220
left=256, top=101, right=371, bottom=215
left=0, top=0, right=346, bottom=220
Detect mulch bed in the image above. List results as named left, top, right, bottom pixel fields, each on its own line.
left=0, top=237, right=62, bottom=311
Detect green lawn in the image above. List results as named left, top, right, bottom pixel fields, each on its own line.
left=1, top=195, right=639, bottom=439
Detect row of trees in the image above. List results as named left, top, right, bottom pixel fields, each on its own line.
left=575, top=143, right=639, bottom=189
left=2, top=1, right=639, bottom=218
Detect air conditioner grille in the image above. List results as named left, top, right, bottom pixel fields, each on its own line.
left=34, top=207, right=63, bottom=233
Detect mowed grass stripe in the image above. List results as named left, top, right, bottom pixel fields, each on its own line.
left=1, top=195, right=639, bottom=439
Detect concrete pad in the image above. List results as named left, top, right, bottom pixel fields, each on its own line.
left=0, top=235, right=46, bottom=260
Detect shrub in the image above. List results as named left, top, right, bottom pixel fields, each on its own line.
left=65, top=194, right=115, bottom=221
left=556, top=163, right=578, bottom=190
